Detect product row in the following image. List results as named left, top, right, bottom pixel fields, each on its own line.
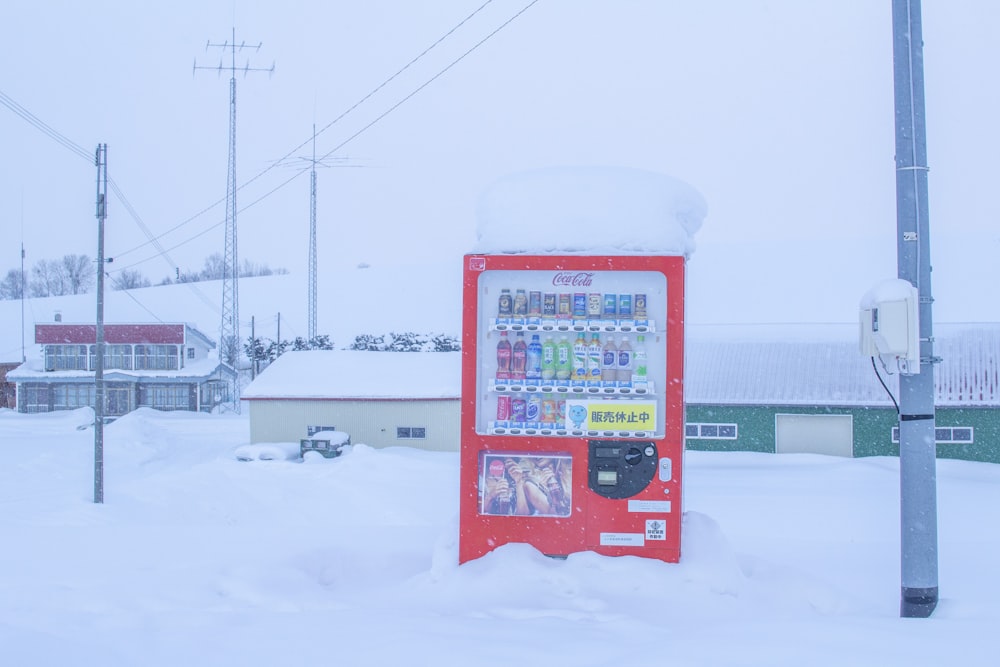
left=493, top=330, right=650, bottom=389
left=490, top=393, right=659, bottom=437
left=495, top=288, right=651, bottom=328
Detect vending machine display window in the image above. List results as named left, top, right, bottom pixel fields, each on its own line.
left=474, top=269, right=667, bottom=439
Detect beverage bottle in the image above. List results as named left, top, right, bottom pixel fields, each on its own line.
left=555, top=336, right=573, bottom=381
left=587, top=332, right=603, bottom=384
left=572, top=332, right=588, bottom=383
left=601, top=336, right=618, bottom=385
left=513, top=288, right=528, bottom=318
left=541, top=336, right=556, bottom=382
left=526, top=334, right=543, bottom=383
left=510, top=331, right=527, bottom=381
left=541, top=393, right=557, bottom=424
left=498, top=288, right=513, bottom=320
left=617, top=337, right=633, bottom=387
left=495, top=331, right=511, bottom=382
left=632, top=334, right=648, bottom=386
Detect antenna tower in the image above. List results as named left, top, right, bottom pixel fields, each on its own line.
left=194, top=29, right=274, bottom=412
left=308, top=125, right=318, bottom=340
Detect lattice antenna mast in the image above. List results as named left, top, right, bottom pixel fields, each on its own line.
left=308, top=124, right=318, bottom=340
left=194, top=29, right=274, bottom=413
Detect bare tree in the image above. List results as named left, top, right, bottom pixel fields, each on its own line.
left=200, top=253, right=227, bottom=281
left=30, top=259, right=62, bottom=297
left=0, top=268, right=25, bottom=300
left=114, top=269, right=151, bottom=290
left=61, top=254, right=94, bottom=294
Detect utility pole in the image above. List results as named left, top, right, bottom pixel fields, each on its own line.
left=94, top=143, right=108, bottom=504
left=194, top=29, right=274, bottom=413
left=891, top=0, right=938, bottom=618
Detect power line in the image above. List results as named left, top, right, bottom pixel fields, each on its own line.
left=112, top=0, right=511, bottom=263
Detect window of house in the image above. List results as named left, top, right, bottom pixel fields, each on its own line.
left=140, top=384, right=190, bottom=410
left=134, top=345, right=179, bottom=370
left=396, top=427, right=427, bottom=439
left=21, top=384, right=50, bottom=413
left=891, top=426, right=973, bottom=444
left=53, top=384, right=95, bottom=409
left=187, top=347, right=196, bottom=360
left=44, top=345, right=88, bottom=371
left=89, top=344, right=133, bottom=370
left=685, top=423, right=738, bottom=440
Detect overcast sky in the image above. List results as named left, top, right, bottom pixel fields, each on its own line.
left=1, top=1, right=997, bottom=322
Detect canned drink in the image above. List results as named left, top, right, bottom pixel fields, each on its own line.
left=526, top=394, right=541, bottom=424
left=496, top=395, right=512, bottom=420
left=528, top=291, right=542, bottom=316
left=602, top=293, right=617, bottom=319
left=634, top=293, right=647, bottom=319
left=542, top=293, right=557, bottom=317
left=618, top=293, right=633, bottom=319
left=572, top=293, right=587, bottom=319
left=557, top=293, right=572, bottom=318
left=587, top=293, right=602, bottom=318
left=511, top=398, right=527, bottom=423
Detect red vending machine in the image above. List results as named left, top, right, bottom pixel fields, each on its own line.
left=459, top=253, right=685, bottom=563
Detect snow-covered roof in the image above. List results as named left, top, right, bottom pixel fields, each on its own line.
left=474, top=166, right=706, bottom=257
left=238, top=325, right=999, bottom=407
left=685, top=323, right=1000, bottom=407
left=241, top=350, right=462, bottom=400
left=7, top=356, right=231, bottom=382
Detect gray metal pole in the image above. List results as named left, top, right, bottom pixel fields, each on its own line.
left=94, top=144, right=108, bottom=504
left=891, top=0, right=938, bottom=618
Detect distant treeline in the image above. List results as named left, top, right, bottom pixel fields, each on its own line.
left=0, top=252, right=286, bottom=300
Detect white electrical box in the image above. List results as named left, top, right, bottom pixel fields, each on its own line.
left=859, top=279, right=920, bottom=374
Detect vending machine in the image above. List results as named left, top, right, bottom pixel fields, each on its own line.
left=459, top=253, right=685, bottom=563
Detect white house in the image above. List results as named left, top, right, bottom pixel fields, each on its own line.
left=242, top=350, right=461, bottom=450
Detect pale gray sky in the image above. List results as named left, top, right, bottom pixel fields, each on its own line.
left=1, top=1, right=997, bottom=322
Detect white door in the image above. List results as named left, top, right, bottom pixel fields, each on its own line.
left=775, top=413, right=854, bottom=457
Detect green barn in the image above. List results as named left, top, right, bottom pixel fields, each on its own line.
left=684, top=323, right=1000, bottom=464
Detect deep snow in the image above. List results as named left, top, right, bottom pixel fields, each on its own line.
left=1, top=406, right=996, bottom=666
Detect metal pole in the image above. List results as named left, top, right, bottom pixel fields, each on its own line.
left=891, top=0, right=938, bottom=618
left=94, top=144, right=108, bottom=504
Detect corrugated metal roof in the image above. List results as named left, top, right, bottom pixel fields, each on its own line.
left=685, top=323, right=1000, bottom=407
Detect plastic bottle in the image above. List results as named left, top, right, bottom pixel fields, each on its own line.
left=541, top=393, right=557, bottom=424
left=498, top=288, right=512, bottom=320
left=572, top=332, right=588, bottom=383
left=601, top=336, right=618, bottom=385
left=526, top=334, right=543, bottom=383
left=541, top=336, right=556, bottom=382
left=632, top=334, right=648, bottom=386
left=510, top=332, right=527, bottom=381
left=556, top=336, right=573, bottom=381
left=587, top=332, right=603, bottom=385
left=496, top=331, right=511, bottom=382
left=617, top=336, right=633, bottom=387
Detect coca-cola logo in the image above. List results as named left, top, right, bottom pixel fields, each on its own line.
left=552, top=272, right=594, bottom=287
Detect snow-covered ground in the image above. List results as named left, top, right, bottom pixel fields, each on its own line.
left=1, top=407, right=996, bottom=666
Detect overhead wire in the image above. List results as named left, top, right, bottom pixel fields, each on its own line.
left=113, top=0, right=536, bottom=267
left=2, top=0, right=541, bottom=302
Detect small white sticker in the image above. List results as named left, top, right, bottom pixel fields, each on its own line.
left=600, top=532, right=645, bottom=547
left=645, top=519, right=667, bottom=541
left=628, top=500, right=672, bottom=513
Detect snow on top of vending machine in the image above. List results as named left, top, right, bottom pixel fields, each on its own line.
left=473, top=165, right=707, bottom=257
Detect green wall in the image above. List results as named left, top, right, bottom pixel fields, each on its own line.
left=685, top=404, right=1000, bottom=464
